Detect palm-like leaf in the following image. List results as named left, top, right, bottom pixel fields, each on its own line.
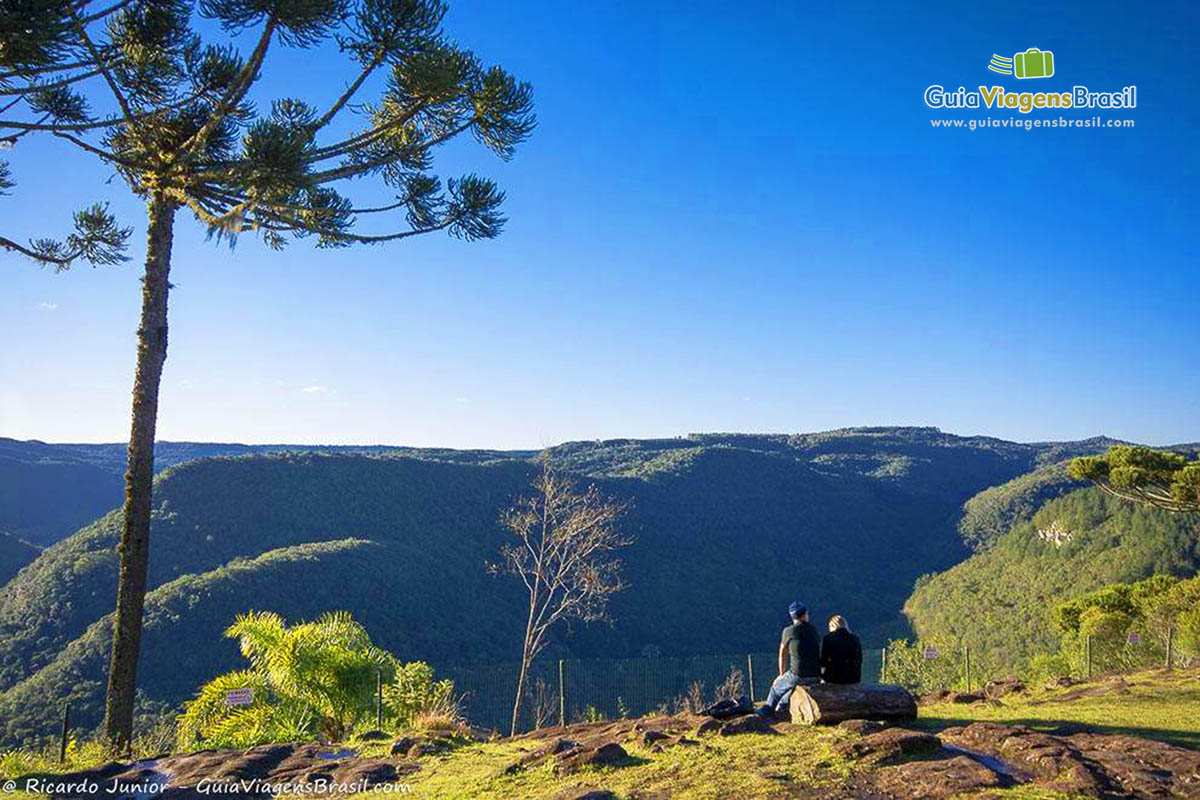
left=178, top=611, right=409, bottom=748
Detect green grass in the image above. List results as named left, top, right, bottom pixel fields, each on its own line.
left=5, top=669, right=1197, bottom=799
left=355, top=726, right=858, bottom=800
left=915, top=667, right=1200, bottom=748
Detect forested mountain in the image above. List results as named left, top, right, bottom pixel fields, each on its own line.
left=0, top=438, right=524, bottom=550
left=906, top=483, right=1200, bottom=677
left=0, top=531, right=40, bottom=587
left=0, top=426, right=1100, bottom=745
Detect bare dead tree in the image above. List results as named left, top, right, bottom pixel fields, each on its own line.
left=490, top=455, right=630, bottom=736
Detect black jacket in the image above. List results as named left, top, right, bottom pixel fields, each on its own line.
left=820, top=628, right=863, bottom=684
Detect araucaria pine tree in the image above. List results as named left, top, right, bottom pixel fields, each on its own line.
left=1, top=0, right=533, bottom=750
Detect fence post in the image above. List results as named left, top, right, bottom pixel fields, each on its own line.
left=59, top=702, right=71, bottom=762
left=557, top=659, right=566, bottom=727
left=880, top=647, right=887, bottom=683
left=1166, top=626, right=1174, bottom=670
left=376, top=669, right=383, bottom=728
left=964, top=644, right=971, bottom=693
left=746, top=655, right=756, bottom=703
left=1085, top=635, right=1092, bottom=680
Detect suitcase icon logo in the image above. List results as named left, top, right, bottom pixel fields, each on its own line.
left=987, top=48, right=1055, bottom=79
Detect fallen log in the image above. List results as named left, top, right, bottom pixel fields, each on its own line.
left=789, top=683, right=917, bottom=725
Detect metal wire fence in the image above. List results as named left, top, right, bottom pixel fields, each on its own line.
left=443, top=649, right=886, bottom=734
left=444, top=630, right=1192, bottom=734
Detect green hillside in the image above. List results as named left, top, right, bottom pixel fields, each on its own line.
left=0, top=438, right=518, bottom=548
left=906, top=485, right=1200, bottom=677
left=0, top=532, right=40, bottom=587
left=0, top=427, right=1071, bottom=746
left=956, top=460, right=1079, bottom=550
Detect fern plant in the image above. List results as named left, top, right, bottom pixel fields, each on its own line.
left=178, top=611, right=407, bottom=748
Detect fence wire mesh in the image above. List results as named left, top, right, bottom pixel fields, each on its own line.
left=444, top=649, right=885, bottom=734
left=442, top=632, right=1191, bottom=734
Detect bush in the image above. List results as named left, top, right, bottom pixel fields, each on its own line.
left=1027, top=652, right=1072, bottom=683
left=383, top=661, right=457, bottom=731
left=883, top=638, right=965, bottom=694
left=178, top=611, right=453, bottom=748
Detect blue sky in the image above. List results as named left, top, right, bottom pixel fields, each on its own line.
left=2, top=0, right=1197, bottom=448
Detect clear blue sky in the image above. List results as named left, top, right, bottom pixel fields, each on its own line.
left=2, top=0, right=1197, bottom=448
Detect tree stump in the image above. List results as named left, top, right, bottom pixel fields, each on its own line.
left=789, top=683, right=917, bottom=725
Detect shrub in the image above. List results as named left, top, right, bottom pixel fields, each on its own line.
left=883, top=638, right=966, bottom=694
left=178, top=611, right=406, bottom=748
left=1027, top=652, right=1072, bottom=683
left=383, top=661, right=458, bottom=731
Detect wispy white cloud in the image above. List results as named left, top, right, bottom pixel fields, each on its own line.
left=37, top=302, right=58, bottom=311
left=301, top=385, right=330, bottom=394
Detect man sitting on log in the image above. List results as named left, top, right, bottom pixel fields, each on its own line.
left=756, top=601, right=821, bottom=717
left=820, top=614, right=863, bottom=684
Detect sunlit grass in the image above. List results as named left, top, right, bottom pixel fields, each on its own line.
left=368, top=726, right=856, bottom=800
left=915, top=667, right=1200, bottom=748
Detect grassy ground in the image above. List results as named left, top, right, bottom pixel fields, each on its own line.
left=915, top=667, right=1200, bottom=748
left=354, top=725, right=1083, bottom=800
left=356, top=726, right=856, bottom=800
left=3, top=668, right=1196, bottom=799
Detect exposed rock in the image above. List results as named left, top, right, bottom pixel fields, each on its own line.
left=717, top=714, right=777, bottom=736
left=916, top=689, right=949, bottom=705
left=982, top=678, right=1025, bottom=700
left=504, top=737, right=582, bottom=774
left=640, top=730, right=669, bottom=746
left=946, top=691, right=986, bottom=704
left=836, top=728, right=941, bottom=763
left=337, top=759, right=400, bottom=785
left=872, top=754, right=1010, bottom=799
left=31, top=742, right=421, bottom=799
left=355, top=729, right=389, bottom=742
left=210, top=743, right=296, bottom=780
left=550, top=789, right=616, bottom=800
left=1044, top=676, right=1078, bottom=690
left=837, top=719, right=887, bottom=736
left=555, top=742, right=631, bottom=775
left=942, top=721, right=1200, bottom=798
left=694, top=717, right=723, bottom=736
left=1030, top=677, right=1129, bottom=705
left=407, top=739, right=449, bottom=758
left=389, top=736, right=417, bottom=756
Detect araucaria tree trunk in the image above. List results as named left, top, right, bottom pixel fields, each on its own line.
left=103, top=195, right=177, bottom=750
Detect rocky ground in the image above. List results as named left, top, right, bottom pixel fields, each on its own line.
left=9, top=671, right=1200, bottom=799
left=13, top=712, right=1200, bottom=799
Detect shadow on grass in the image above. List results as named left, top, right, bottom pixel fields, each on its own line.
left=908, top=715, right=1200, bottom=750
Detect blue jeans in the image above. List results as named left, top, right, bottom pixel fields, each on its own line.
left=760, top=671, right=798, bottom=714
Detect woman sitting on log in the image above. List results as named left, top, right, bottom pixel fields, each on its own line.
left=820, top=615, right=863, bottom=684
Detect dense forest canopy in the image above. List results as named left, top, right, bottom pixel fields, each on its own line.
left=1, top=427, right=1193, bottom=745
